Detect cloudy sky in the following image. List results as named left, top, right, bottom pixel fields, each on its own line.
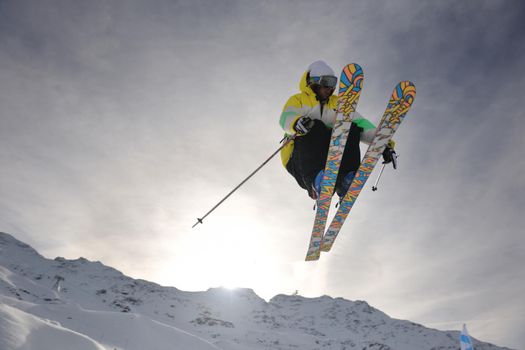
left=1, top=0, right=524, bottom=348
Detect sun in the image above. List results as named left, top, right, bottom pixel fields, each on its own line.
left=161, top=213, right=273, bottom=290
left=221, top=283, right=239, bottom=290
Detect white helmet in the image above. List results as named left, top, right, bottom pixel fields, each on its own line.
left=307, top=60, right=337, bottom=88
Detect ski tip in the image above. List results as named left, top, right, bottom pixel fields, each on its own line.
left=339, top=63, right=364, bottom=96
left=397, top=81, right=416, bottom=101
left=389, top=81, right=416, bottom=112
left=342, top=62, right=362, bottom=72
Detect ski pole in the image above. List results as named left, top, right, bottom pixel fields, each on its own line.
left=371, top=164, right=386, bottom=191
left=192, top=136, right=294, bottom=228
left=371, top=152, right=398, bottom=191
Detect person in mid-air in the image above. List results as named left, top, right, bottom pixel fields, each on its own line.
left=279, top=60, right=394, bottom=199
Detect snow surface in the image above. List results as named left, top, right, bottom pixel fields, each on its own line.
left=0, top=232, right=514, bottom=350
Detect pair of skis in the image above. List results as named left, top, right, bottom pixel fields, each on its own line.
left=305, top=63, right=416, bottom=261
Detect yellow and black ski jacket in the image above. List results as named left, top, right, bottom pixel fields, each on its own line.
left=279, top=71, right=377, bottom=167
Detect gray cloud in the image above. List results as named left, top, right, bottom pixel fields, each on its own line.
left=1, top=1, right=524, bottom=348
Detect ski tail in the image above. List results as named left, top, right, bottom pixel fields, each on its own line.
left=305, top=63, right=364, bottom=261
left=320, top=81, right=416, bottom=253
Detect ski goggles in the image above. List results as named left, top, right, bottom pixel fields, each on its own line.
left=309, top=75, right=337, bottom=89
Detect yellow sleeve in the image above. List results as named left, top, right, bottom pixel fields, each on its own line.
left=279, top=95, right=303, bottom=135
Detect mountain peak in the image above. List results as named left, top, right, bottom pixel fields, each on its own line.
left=0, top=232, right=513, bottom=350
left=0, top=232, right=32, bottom=249
left=0, top=232, right=42, bottom=258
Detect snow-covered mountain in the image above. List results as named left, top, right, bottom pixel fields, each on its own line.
left=0, top=232, right=513, bottom=350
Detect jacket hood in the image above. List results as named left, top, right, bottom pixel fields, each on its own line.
left=299, top=70, right=315, bottom=95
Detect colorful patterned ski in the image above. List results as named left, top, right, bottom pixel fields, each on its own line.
left=305, top=63, right=364, bottom=261
left=320, top=81, right=416, bottom=253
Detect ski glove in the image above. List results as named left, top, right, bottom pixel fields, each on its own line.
left=387, top=139, right=395, bottom=150
left=382, top=146, right=397, bottom=169
left=293, top=116, right=314, bottom=135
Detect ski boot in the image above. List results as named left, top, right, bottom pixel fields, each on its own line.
left=308, top=170, right=324, bottom=200
left=336, top=171, right=356, bottom=202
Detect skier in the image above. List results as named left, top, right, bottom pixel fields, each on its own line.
left=279, top=60, right=395, bottom=199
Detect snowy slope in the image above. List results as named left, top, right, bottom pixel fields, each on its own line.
left=0, top=303, right=106, bottom=350
left=0, top=232, right=514, bottom=350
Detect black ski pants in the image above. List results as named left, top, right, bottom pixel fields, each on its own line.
left=286, top=119, right=362, bottom=195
